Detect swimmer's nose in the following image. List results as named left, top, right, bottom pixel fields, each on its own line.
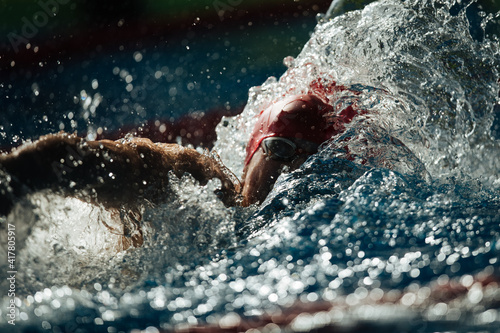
left=241, top=146, right=309, bottom=206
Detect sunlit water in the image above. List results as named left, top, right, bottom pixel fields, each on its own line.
left=1, top=0, right=500, bottom=332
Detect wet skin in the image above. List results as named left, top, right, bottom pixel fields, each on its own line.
left=0, top=133, right=241, bottom=215
left=241, top=144, right=311, bottom=206
left=0, top=133, right=312, bottom=213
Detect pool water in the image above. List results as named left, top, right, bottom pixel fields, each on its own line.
left=1, top=0, right=500, bottom=332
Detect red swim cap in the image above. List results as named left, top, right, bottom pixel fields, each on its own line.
left=244, top=94, right=340, bottom=166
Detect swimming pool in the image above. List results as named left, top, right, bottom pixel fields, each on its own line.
left=1, top=0, right=500, bottom=332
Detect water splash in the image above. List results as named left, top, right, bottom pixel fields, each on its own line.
left=216, top=0, right=500, bottom=181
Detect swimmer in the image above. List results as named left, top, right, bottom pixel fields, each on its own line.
left=0, top=93, right=361, bottom=247
left=0, top=94, right=356, bottom=211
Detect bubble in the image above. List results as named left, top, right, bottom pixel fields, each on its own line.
left=467, top=287, right=484, bottom=304
left=219, top=312, right=240, bottom=328
left=133, top=52, right=143, bottom=62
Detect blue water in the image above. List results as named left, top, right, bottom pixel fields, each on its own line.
left=1, top=0, right=500, bottom=332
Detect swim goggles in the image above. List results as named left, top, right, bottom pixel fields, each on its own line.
left=261, top=137, right=319, bottom=161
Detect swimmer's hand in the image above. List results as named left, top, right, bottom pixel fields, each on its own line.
left=0, top=133, right=241, bottom=215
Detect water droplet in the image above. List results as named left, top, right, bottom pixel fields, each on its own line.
left=133, top=51, right=143, bottom=62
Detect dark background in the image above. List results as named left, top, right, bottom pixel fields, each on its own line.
left=0, top=0, right=340, bottom=148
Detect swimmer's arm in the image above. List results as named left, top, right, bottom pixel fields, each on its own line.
left=154, top=142, right=242, bottom=206
left=0, top=133, right=241, bottom=215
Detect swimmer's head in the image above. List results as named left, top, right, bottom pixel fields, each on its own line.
left=244, top=94, right=336, bottom=166
left=241, top=94, right=336, bottom=205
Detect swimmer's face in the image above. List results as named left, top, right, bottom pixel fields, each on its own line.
left=241, top=138, right=316, bottom=206
left=241, top=93, right=333, bottom=206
